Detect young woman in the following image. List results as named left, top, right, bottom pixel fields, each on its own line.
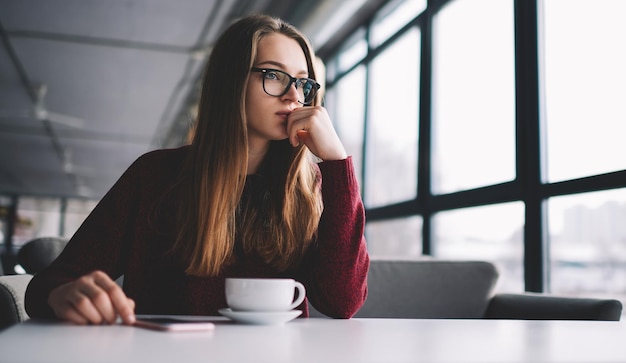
left=25, top=14, right=369, bottom=325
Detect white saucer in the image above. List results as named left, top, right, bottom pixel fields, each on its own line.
left=218, top=308, right=302, bottom=325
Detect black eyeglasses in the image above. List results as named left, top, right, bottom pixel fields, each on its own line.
left=251, top=67, right=321, bottom=105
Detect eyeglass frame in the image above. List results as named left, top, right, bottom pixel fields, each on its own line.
left=250, top=67, right=321, bottom=105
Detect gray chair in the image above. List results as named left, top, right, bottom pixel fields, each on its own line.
left=485, top=293, right=623, bottom=321
left=355, top=259, right=498, bottom=318
left=0, top=237, right=67, bottom=330
left=0, top=274, right=33, bottom=330
left=311, top=259, right=623, bottom=321
left=17, top=237, right=68, bottom=274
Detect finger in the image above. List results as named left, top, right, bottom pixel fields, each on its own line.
left=87, top=272, right=118, bottom=324
left=50, top=295, right=90, bottom=325
left=296, top=129, right=309, bottom=139
left=92, top=271, right=135, bottom=325
left=49, top=281, right=92, bottom=324
left=57, top=307, right=89, bottom=325
left=296, top=129, right=309, bottom=147
left=120, top=298, right=137, bottom=325
left=288, top=119, right=307, bottom=147
left=68, top=286, right=107, bottom=324
left=287, top=108, right=315, bottom=146
left=80, top=284, right=116, bottom=324
left=127, top=298, right=136, bottom=312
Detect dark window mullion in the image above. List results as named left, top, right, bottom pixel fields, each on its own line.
left=514, top=0, right=545, bottom=292
left=418, top=5, right=434, bottom=255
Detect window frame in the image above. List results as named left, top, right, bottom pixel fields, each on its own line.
left=323, top=0, right=626, bottom=294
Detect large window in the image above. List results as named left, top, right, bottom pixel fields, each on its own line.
left=0, top=194, right=97, bottom=273
left=365, top=28, right=420, bottom=208
left=324, top=0, right=626, bottom=306
left=366, top=216, right=423, bottom=258
left=63, top=199, right=99, bottom=239
left=548, top=189, right=626, bottom=299
left=542, top=0, right=626, bottom=183
left=540, top=0, right=626, bottom=301
left=432, top=0, right=516, bottom=194
left=327, top=66, right=366, bottom=188
left=433, top=202, right=525, bottom=291
left=12, top=197, right=62, bottom=247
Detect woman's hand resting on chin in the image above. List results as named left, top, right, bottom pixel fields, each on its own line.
left=287, top=106, right=347, bottom=161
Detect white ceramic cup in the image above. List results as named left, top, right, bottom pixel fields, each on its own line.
left=225, top=278, right=306, bottom=312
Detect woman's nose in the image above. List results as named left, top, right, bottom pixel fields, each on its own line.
left=281, top=81, right=301, bottom=103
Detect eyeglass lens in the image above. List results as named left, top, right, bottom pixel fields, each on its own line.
left=259, top=69, right=318, bottom=104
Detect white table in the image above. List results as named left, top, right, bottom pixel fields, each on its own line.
left=1, top=317, right=625, bottom=363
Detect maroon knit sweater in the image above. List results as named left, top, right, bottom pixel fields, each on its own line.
left=25, top=146, right=369, bottom=319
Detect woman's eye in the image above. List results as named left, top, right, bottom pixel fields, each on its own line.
left=265, top=71, right=280, bottom=81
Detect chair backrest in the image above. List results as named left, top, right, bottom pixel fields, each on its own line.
left=17, top=237, right=68, bottom=274
left=354, top=259, right=499, bottom=318
left=0, top=274, right=33, bottom=330
left=485, top=293, right=623, bottom=321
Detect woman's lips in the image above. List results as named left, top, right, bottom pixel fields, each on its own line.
left=276, top=110, right=291, bottom=119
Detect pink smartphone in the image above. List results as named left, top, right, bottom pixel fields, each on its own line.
left=134, top=317, right=215, bottom=332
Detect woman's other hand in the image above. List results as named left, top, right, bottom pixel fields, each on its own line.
left=47, top=270, right=135, bottom=325
left=288, top=106, right=348, bottom=161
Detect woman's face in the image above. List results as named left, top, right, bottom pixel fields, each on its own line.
left=245, top=33, right=308, bottom=148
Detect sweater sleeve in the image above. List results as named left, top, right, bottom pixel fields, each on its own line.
left=300, top=156, right=369, bottom=318
left=24, top=152, right=147, bottom=319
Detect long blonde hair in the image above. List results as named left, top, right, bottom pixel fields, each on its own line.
left=173, top=15, right=323, bottom=276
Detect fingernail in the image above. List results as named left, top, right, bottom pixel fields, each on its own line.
left=126, top=314, right=136, bottom=324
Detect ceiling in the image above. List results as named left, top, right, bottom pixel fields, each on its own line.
left=0, top=0, right=385, bottom=200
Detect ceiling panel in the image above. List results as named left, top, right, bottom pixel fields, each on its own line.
left=0, top=0, right=217, bottom=198
left=8, top=37, right=193, bottom=134
left=0, top=0, right=218, bottom=46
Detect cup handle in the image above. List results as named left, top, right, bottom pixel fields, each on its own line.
left=289, top=281, right=306, bottom=310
